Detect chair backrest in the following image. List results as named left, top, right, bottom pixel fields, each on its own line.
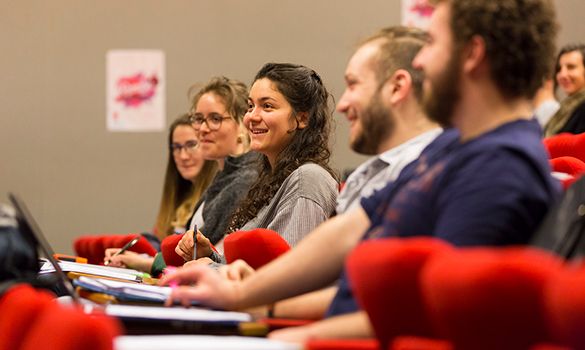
left=74, top=233, right=157, bottom=265
left=346, top=237, right=453, bottom=349
left=543, top=132, right=585, bottom=162
left=0, top=284, right=55, bottom=350
left=19, top=302, right=122, bottom=350
left=421, top=247, right=563, bottom=350
left=544, top=262, right=585, bottom=349
left=224, top=229, right=291, bottom=269
left=160, top=233, right=186, bottom=267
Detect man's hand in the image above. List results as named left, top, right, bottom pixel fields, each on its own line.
left=159, top=264, right=241, bottom=310
left=219, top=259, right=256, bottom=281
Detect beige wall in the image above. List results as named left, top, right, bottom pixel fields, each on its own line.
left=0, top=0, right=583, bottom=254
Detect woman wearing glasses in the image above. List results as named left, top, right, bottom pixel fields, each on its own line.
left=103, top=114, right=218, bottom=271
left=154, top=113, right=218, bottom=240
left=175, top=63, right=339, bottom=264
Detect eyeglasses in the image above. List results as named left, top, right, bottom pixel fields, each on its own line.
left=171, top=140, right=199, bottom=155
left=189, top=113, right=232, bottom=131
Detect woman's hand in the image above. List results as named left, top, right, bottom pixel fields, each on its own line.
left=175, top=230, right=213, bottom=261
left=103, top=248, right=154, bottom=272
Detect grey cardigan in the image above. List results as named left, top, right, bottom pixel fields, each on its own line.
left=189, top=152, right=260, bottom=245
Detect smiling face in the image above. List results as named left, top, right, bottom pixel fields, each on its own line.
left=172, top=125, right=204, bottom=182
left=194, top=92, right=241, bottom=161
left=244, top=78, right=297, bottom=166
left=337, top=42, right=394, bottom=155
left=556, top=50, right=585, bottom=96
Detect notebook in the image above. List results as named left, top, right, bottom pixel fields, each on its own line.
left=8, top=193, right=262, bottom=336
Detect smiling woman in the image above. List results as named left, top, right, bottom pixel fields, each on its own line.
left=544, top=43, right=585, bottom=136
left=223, top=63, right=339, bottom=248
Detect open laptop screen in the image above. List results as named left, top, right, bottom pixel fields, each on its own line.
left=8, top=192, right=80, bottom=303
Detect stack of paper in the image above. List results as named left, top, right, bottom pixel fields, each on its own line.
left=74, top=276, right=170, bottom=303
left=40, top=259, right=144, bottom=282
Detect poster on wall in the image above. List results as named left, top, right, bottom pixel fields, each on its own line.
left=401, top=0, right=434, bottom=29
left=106, top=50, right=165, bottom=132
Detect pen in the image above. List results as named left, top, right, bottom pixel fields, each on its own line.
left=192, top=225, right=197, bottom=260
left=105, top=236, right=140, bottom=265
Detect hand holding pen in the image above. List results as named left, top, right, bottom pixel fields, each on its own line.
left=104, top=236, right=140, bottom=266
left=176, top=229, right=213, bottom=261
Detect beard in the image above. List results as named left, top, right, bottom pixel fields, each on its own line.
left=422, top=52, right=462, bottom=127
left=351, top=91, right=394, bottom=155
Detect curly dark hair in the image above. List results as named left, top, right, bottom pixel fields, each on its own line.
left=225, top=63, right=338, bottom=234
left=432, top=0, right=558, bottom=99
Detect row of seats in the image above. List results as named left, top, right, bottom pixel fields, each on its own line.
left=0, top=284, right=121, bottom=350
left=305, top=237, right=585, bottom=350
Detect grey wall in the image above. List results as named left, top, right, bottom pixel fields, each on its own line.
left=0, top=0, right=583, bottom=254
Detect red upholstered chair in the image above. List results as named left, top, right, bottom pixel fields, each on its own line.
left=346, top=237, right=454, bottom=350
left=20, top=303, right=122, bottom=350
left=390, top=336, right=453, bottom=350
left=161, top=233, right=187, bottom=267
left=74, top=233, right=157, bottom=265
left=0, top=284, right=55, bottom=350
left=549, top=156, right=585, bottom=176
left=421, top=247, right=564, bottom=350
left=543, top=132, right=585, bottom=162
left=543, top=262, right=585, bottom=349
left=224, top=229, right=291, bottom=269
left=305, top=339, right=380, bottom=350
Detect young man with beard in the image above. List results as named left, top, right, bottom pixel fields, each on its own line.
left=161, top=0, right=561, bottom=341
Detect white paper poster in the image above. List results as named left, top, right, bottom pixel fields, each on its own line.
left=402, top=0, right=434, bottom=29
left=106, top=50, right=165, bottom=132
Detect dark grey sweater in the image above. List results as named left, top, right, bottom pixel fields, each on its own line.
left=188, top=152, right=260, bottom=245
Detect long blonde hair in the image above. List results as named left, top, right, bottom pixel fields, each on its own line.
left=154, top=114, right=217, bottom=240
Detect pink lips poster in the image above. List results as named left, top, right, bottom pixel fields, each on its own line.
left=106, top=50, right=165, bottom=132
left=402, top=0, right=434, bottom=29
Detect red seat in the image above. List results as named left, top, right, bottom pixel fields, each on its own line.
left=0, top=284, right=55, bottom=350
left=224, top=229, right=291, bottom=269
left=73, top=233, right=157, bottom=265
left=346, top=237, right=453, bottom=349
left=543, top=132, right=585, bottom=162
left=390, top=336, right=453, bottom=350
left=20, top=303, right=122, bottom=350
left=305, top=339, right=380, bottom=350
left=421, top=247, right=563, bottom=350
left=549, top=156, right=585, bottom=176
left=544, top=262, right=585, bottom=349
left=160, top=233, right=186, bottom=267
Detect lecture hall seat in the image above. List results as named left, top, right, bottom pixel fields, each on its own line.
left=421, top=247, right=564, bottom=350
left=73, top=233, right=157, bottom=265
left=346, top=237, right=454, bottom=350
left=20, top=302, right=122, bottom=350
left=224, top=228, right=291, bottom=270
left=0, top=284, right=55, bottom=350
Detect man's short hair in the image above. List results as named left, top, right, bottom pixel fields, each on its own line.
left=360, top=26, right=426, bottom=103
left=432, top=0, right=558, bottom=99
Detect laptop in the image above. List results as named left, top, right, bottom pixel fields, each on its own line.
left=8, top=193, right=264, bottom=336
left=8, top=192, right=80, bottom=303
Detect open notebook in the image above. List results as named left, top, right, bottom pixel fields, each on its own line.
left=8, top=193, right=261, bottom=336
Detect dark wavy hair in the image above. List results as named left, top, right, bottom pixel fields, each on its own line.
left=225, top=63, right=338, bottom=234
left=432, top=0, right=558, bottom=99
